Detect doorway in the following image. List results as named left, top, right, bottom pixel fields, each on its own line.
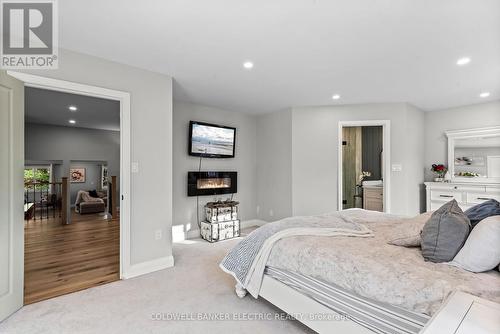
left=7, top=71, right=131, bottom=305
left=338, top=121, right=391, bottom=213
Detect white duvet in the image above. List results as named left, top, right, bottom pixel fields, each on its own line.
left=265, top=209, right=500, bottom=316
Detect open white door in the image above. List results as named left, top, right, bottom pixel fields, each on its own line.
left=0, top=71, right=24, bottom=321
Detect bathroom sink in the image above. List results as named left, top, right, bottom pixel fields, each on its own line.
left=362, top=180, right=383, bottom=187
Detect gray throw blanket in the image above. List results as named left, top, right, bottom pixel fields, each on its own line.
left=220, top=211, right=373, bottom=297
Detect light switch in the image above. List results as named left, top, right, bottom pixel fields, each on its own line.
left=391, top=164, right=403, bottom=172
left=131, top=162, right=139, bottom=173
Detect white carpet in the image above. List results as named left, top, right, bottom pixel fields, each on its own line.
left=0, top=228, right=313, bottom=334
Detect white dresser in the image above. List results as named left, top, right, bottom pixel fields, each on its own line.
left=425, top=182, right=500, bottom=212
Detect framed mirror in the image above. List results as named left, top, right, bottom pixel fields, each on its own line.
left=446, top=126, right=500, bottom=184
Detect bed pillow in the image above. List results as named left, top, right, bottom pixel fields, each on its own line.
left=464, top=199, right=500, bottom=228
left=387, top=211, right=433, bottom=247
left=448, top=215, right=500, bottom=272
left=421, top=200, right=471, bottom=263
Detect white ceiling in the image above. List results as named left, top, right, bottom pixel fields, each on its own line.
left=59, top=0, right=500, bottom=114
left=25, top=87, right=120, bottom=131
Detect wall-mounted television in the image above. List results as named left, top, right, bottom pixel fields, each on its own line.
left=189, top=121, right=236, bottom=158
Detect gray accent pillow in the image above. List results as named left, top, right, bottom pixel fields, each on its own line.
left=421, top=200, right=471, bottom=263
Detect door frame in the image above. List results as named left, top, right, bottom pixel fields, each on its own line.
left=337, top=120, right=391, bottom=213
left=7, top=71, right=131, bottom=279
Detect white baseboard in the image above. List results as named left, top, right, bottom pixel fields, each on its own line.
left=186, top=228, right=200, bottom=240
left=122, top=255, right=174, bottom=279
left=179, top=219, right=267, bottom=241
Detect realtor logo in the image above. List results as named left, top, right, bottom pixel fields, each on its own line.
left=1, top=0, right=58, bottom=69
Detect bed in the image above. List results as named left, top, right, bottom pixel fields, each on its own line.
left=220, top=209, right=500, bottom=334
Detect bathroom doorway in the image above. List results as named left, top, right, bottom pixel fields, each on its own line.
left=338, top=121, right=391, bottom=212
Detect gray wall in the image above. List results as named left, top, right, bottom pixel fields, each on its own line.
left=405, top=104, right=426, bottom=215
left=256, top=109, right=293, bottom=222
left=25, top=123, right=119, bottom=205
left=172, top=101, right=257, bottom=240
left=24, top=49, right=173, bottom=266
left=290, top=103, right=425, bottom=217
left=69, top=161, right=106, bottom=204
left=424, top=101, right=500, bottom=181
left=254, top=103, right=426, bottom=219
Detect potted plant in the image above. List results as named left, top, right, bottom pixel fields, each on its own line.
left=431, top=164, right=447, bottom=182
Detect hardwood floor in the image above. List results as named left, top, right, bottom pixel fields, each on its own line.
left=24, top=211, right=119, bottom=304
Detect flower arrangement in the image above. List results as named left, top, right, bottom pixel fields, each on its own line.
left=431, top=164, right=447, bottom=181
left=358, top=171, right=372, bottom=184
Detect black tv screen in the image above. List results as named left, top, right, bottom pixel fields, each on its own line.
left=189, top=121, right=236, bottom=158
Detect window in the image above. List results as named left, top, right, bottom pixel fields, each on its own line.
left=24, top=166, right=51, bottom=191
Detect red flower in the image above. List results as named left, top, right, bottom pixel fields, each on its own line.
left=431, top=164, right=447, bottom=173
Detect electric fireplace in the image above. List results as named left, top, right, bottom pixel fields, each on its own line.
left=187, top=171, right=237, bottom=196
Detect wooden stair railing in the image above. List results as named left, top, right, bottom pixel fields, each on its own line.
left=61, top=177, right=68, bottom=224
left=24, top=180, right=64, bottom=222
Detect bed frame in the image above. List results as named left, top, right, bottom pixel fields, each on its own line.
left=237, top=275, right=373, bottom=334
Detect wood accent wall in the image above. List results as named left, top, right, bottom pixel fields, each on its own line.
left=361, top=126, right=383, bottom=180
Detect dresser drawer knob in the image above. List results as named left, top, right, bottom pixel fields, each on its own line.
left=439, top=195, right=454, bottom=198
left=477, top=197, right=492, bottom=201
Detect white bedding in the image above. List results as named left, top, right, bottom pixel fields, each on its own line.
left=266, top=209, right=500, bottom=316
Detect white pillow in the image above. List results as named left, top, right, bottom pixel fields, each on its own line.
left=449, top=215, right=500, bottom=273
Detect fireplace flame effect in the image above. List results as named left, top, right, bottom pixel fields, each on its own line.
left=197, top=178, right=231, bottom=189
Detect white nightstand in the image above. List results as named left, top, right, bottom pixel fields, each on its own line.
left=420, top=291, right=500, bottom=334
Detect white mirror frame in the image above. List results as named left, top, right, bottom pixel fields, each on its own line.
left=446, top=126, right=500, bottom=184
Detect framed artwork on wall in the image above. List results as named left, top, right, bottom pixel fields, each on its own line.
left=101, top=165, right=108, bottom=189
left=70, top=168, right=86, bottom=183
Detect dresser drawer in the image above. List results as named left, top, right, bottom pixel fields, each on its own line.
left=430, top=190, right=463, bottom=202
left=466, top=192, right=500, bottom=205
left=430, top=184, right=487, bottom=193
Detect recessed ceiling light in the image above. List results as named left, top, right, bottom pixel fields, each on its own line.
left=332, top=94, right=341, bottom=100
left=243, top=61, right=254, bottom=69
left=456, top=57, right=471, bottom=66
left=479, top=92, right=490, bottom=98
left=68, top=105, right=78, bottom=111
left=68, top=119, right=76, bottom=124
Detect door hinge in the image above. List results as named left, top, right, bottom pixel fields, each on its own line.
left=342, top=200, right=347, bottom=205
left=121, top=195, right=124, bottom=200
left=342, top=141, right=347, bottom=146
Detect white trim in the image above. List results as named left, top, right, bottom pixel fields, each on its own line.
left=8, top=71, right=132, bottom=279
left=445, top=126, right=500, bottom=138
left=185, top=228, right=200, bottom=240
left=446, top=126, right=500, bottom=184
left=337, top=120, right=391, bottom=213
left=123, top=256, right=174, bottom=279
left=487, top=156, right=500, bottom=178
